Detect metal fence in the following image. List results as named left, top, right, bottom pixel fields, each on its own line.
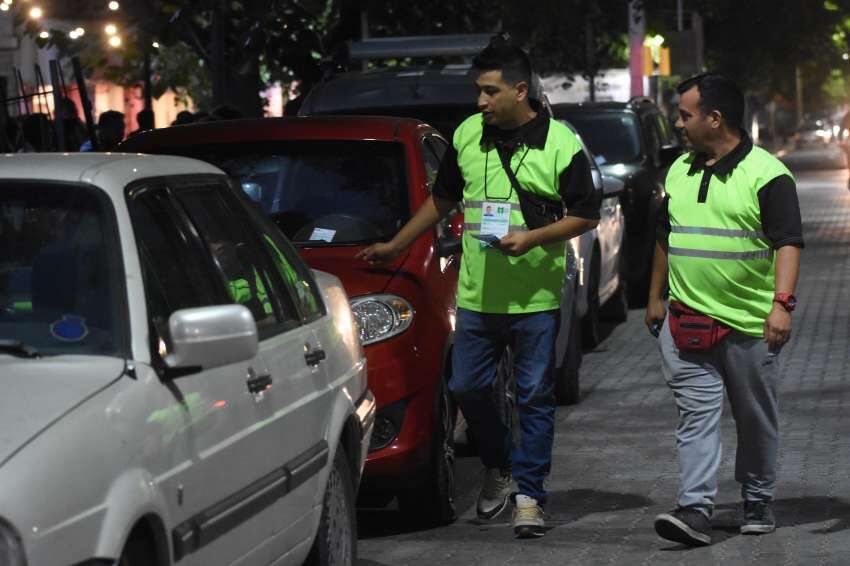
left=1, top=56, right=98, bottom=152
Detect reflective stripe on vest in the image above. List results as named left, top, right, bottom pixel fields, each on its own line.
left=463, top=222, right=528, bottom=232
left=670, top=226, right=766, bottom=239
left=668, top=247, right=774, bottom=260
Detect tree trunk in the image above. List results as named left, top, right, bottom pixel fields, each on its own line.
left=209, top=0, right=262, bottom=117
left=226, top=60, right=263, bottom=118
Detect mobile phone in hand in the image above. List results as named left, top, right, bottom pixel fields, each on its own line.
left=649, top=320, right=663, bottom=338
left=472, top=233, right=502, bottom=246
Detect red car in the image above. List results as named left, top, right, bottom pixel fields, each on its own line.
left=121, top=116, right=463, bottom=525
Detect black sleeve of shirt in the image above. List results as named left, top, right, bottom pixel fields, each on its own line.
left=559, top=150, right=600, bottom=220
left=656, top=195, right=671, bottom=244
left=757, top=174, right=805, bottom=249
left=431, top=145, right=464, bottom=203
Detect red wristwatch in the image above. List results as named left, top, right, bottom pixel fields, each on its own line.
left=773, top=292, right=797, bottom=312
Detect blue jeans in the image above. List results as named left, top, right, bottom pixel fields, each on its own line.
left=449, top=307, right=558, bottom=505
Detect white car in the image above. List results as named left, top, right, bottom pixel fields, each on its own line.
left=0, top=153, right=374, bottom=566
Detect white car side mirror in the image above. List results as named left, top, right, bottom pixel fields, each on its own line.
left=164, top=304, right=258, bottom=370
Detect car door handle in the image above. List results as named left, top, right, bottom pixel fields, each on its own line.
left=304, top=348, right=326, bottom=367
left=246, top=373, right=273, bottom=394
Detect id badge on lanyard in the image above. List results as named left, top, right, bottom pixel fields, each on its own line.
left=477, top=201, right=512, bottom=248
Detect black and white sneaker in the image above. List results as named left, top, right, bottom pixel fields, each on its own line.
left=741, top=500, right=776, bottom=535
left=654, top=506, right=712, bottom=546
left=476, top=468, right=512, bottom=520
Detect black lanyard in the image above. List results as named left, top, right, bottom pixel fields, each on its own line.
left=484, top=143, right=530, bottom=201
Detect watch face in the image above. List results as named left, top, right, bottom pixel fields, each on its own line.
left=788, top=296, right=797, bottom=308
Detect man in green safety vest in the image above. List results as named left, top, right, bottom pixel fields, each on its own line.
left=646, top=73, right=803, bottom=546
left=357, top=35, right=600, bottom=538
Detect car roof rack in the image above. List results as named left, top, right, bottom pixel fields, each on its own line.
left=343, top=34, right=492, bottom=62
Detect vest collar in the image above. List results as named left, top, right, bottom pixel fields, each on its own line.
left=480, top=110, right=549, bottom=150
left=687, top=130, right=753, bottom=177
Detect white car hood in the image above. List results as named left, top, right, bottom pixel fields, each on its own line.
left=0, top=356, right=125, bottom=466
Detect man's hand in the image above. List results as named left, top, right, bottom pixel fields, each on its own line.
left=645, top=297, right=667, bottom=336
left=764, top=302, right=791, bottom=352
left=355, top=241, right=400, bottom=265
left=496, top=230, right=537, bottom=256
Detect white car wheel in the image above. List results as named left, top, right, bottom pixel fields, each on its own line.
left=307, top=448, right=356, bottom=566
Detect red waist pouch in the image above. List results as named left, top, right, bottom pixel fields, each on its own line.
left=668, top=301, right=732, bottom=352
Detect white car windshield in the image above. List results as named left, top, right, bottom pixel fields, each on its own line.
left=0, top=181, right=126, bottom=357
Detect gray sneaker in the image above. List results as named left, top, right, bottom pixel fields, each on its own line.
left=654, top=506, right=712, bottom=546
left=476, top=468, right=512, bottom=519
left=512, top=494, right=546, bottom=538
left=741, top=501, right=776, bottom=535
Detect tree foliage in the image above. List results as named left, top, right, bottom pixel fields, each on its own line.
left=17, top=0, right=850, bottom=115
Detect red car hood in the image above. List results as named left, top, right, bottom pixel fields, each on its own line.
left=300, top=246, right=409, bottom=299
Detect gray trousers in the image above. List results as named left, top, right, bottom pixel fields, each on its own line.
left=659, top=314, right=781, bottom=514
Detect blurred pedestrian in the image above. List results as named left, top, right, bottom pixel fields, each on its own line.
left=357, top=35, right=599, bottom=538
left=171, top=110, right=194, bottom=126
left=129, top=109, right=155, bottom=137
left=646, top=73, right=804, bottom=546
left=211, top=104, right=243, bottom=121
left=4, top=118, right=28, bottom=152
left=80, top=110, right=125, bottom=152
left=21, top=114, right=53, bottom=152
left=59, top=98, right=87, bottom=152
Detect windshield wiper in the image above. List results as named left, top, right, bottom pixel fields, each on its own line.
left=0, top=339, right=40, bottom=358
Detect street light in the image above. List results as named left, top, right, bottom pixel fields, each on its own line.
left=108, top=1, right=119, bottom=10
left=0, top=4, right=9, bottom=11
left=28, top=5, right=42, bottom=18
left=38, top=30, right=49, bottom=39
left=108, top=35, right=121, bottom=48
left=104, top=23, right=117, bottom=35
left=74, top=26, right=85, bottom=36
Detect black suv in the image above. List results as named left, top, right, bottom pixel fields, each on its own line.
left=552, top=99, right=681, bottom=305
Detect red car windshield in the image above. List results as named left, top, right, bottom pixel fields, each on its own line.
left=161, top=140, right=409, bottom=245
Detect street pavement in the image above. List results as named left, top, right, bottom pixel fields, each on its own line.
left=356, top=154, right=850, bottom=566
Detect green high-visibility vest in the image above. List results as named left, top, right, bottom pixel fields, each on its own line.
left=666, top=145, right=792, bottom=336
left=226, top=268, right=273, bottom=316
left=454, top=113, right=582, bottom=314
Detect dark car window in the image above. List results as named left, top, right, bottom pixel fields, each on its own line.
left=642, top=114, right=662, bottom=166
left=655, top=113, right=674, bottom=146
left=556, top=112, right=642, bottom=165
left=0, top=181, right=126, bottom=357
left=127, top=187, right=221, bottom=355
left=174, top=183, right=297, bottom=334
left=158, top=140, right=409, bottom=246
left=241, top=199, right=326, bottom=322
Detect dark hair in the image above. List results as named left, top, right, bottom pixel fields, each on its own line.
left=472, top=34, right=532, bottom=87
left=97, top=110, right=125, bottom=149
left=173, top=110, right=194, bottom=125
left=136, top=109, right=154, bottom=130
left=676, top=73, right=744, bottom=129
left=211, top=104, right=243, bottom=121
